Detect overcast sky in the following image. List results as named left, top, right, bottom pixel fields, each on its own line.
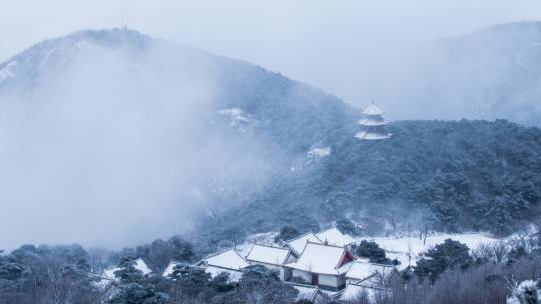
left=2, top=0, right=541, bottom=105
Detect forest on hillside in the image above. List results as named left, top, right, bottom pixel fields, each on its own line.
left=204, top=119, right=541, bottom=240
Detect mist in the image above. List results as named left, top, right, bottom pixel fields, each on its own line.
left=0, top=32, right=279, bottom=250
left=2, top=1, right=541, bottom=250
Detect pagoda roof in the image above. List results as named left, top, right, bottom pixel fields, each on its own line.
left=358, top=117, right=388, bottom=126
left=362, top=104, right=385, bottom=116
left=355, top=131, right=392, bottom=140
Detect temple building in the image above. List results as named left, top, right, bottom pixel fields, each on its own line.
left=355, top=102, right=392, bottom=140
left=161, top=226, right=398, bottom=302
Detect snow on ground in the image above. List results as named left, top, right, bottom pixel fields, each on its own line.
left=75, top=40, right=96, bottom=50
left=340, top=282, right=376, bottom=303
left=317, top=227, right=355, bottom=247
left=290, top=283, right=319, bottom=302
left=358, top=233, right=499, bottom=269
left=218, top=108, right=256, bottom=127
left=307, top=147, right=331, bottom=159
left=236, top=232, right=278, bottom=256
left=102, top=267, right=121, bottom=281
left=363, top=233, right=498, bottom=256
left=39, top=49, right=58, bottom=68
left=0, top=61, right=17, bottom=82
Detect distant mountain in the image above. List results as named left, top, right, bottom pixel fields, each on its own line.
left=380, top=21, right=541, bottom=125
left=0, top=29, right=357, bottom=157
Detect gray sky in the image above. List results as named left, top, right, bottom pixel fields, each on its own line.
left=2, top=0, right=541, bottom=106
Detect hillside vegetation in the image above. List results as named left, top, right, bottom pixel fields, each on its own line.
left=205, top=119, right=541, bottom=238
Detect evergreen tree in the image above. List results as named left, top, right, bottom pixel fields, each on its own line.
left=414, top=239, right=472, bottom=281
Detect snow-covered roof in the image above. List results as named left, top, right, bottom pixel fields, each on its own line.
left=316, top=227, right=355, bottom=247
left=287, top=242, right=353, bottom=275
left=205, top=265, right=244, bottom=282
left=358, top=117, right=388, bottom=126
left=285, top=232, right=323, bottom=255
left=102, top=267, right=120, bottom=281
left=99, top=258, right=152, bottom=289
left=162, top=260, right=242, bottom=282
left=102, top=258, right=151, bottom=281
left=355, top=131, right=392, bottom=140
left=245, top=244, right=291, bottom=266
left=162, top=261, right=180, bottom=278
left=362, top=104, right=384, bottom=116
left=199, top=248, right=250, bottom=270
left=290, top=283, right=320, bottom=302
left=134, top=258, right=152, bottom=275
left=338, top=259, right=378, bottom=281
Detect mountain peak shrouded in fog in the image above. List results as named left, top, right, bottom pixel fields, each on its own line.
left=0, top=28, right=354, bottom=250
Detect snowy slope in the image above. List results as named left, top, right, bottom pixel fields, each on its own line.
left=358, top=233, right=499, bottom=268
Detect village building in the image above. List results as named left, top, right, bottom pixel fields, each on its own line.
left=338, top=258, right=378, bottom=283
left=97, top=258, right=153, bottom=299
left=162, top=260, right=181, bottom=278
left=286, top=241, right=355, bottom=290
left=245, top=243, right=295, bottom=280
left=355, top=102, right=392, bottom=140
left=159, top=227, right=398, bottom=303
left=316, top=227, right=355, bottom=248
left=193, top=248, right=250, bottom=282
left=283, top=232, right=323, bottom=257
left=102, top=258, right=152, bottom=282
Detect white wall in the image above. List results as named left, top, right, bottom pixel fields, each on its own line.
left=319, top=274, right=339, bottom=288
left=291, top=269, right=345, bottom=289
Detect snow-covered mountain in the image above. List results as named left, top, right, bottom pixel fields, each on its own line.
left=0, top=29, right=355, bottom=248
left=1, top=27, right=541, bottom=248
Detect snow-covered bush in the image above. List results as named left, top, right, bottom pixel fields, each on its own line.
left=508, top=280, right=541, bottom=304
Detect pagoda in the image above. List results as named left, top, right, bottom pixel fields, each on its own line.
left=355, top=101, right=392, bottom=140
